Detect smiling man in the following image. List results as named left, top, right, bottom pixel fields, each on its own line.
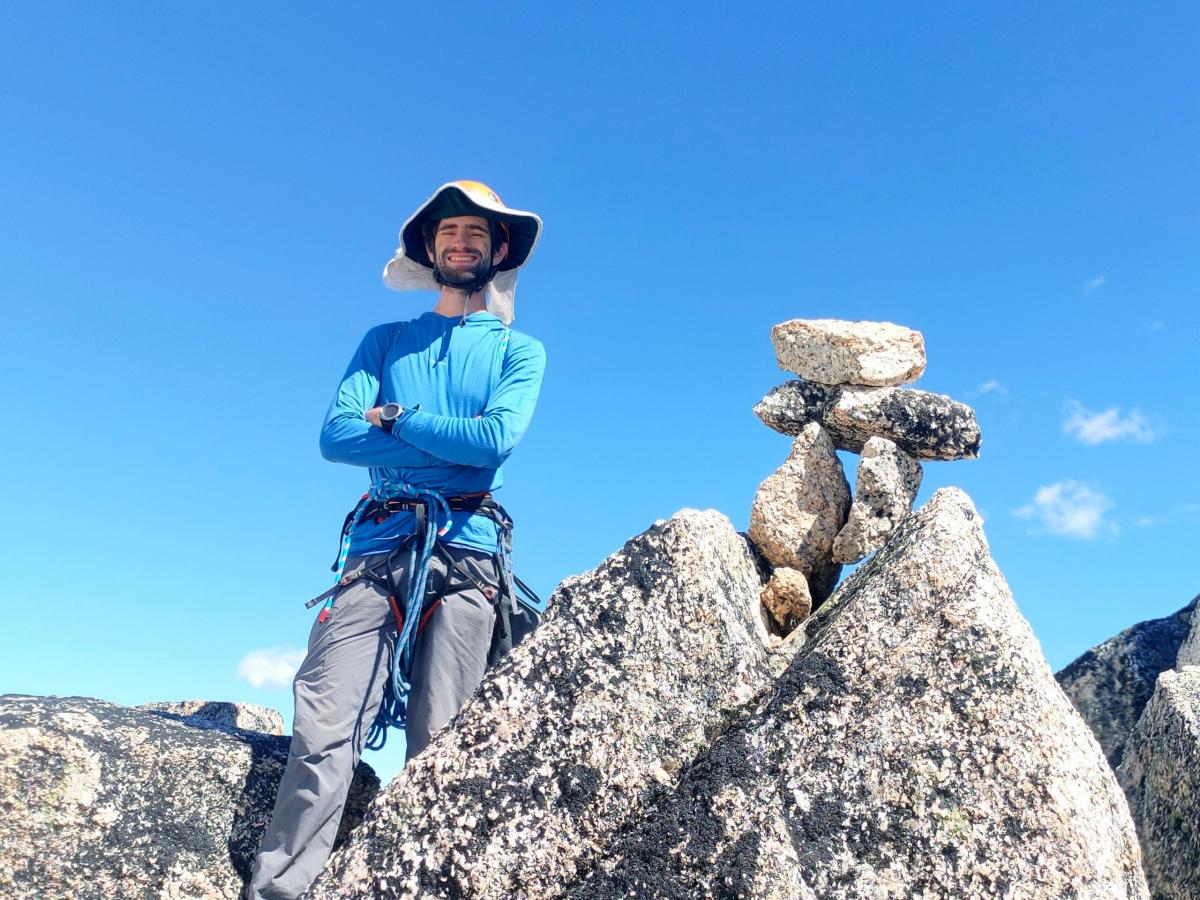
left=247, top=181, right=547, bottom=900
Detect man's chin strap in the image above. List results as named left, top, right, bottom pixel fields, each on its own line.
left=432, top=265, right=496, bottom=325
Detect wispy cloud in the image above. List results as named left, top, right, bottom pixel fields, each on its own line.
left=1082, top=275, right=1107, bottom=295
left=975, top=379, right=1009, bottom=398
left=1147, top=320, right=1165, bottom=332
left=1063, top=401, right=1156, bottom=445
left=1131, top=503, right=1200, bottom=529
left=236, top=646, right=305, bottom=689
left=1015, top=481, right=1115, bottom=539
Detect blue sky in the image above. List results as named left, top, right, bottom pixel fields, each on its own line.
left=2, top=3, right=1197, bottom=780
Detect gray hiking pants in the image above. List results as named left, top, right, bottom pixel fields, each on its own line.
left=247, top=545, right=500, bottom=900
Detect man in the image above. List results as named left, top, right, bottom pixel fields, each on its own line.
left=247, top=181, right=547, bottom=900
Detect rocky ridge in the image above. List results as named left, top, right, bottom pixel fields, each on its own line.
left=1058, top=594, right=1200, bottom=898
left=571, top=489, right=1147, bottom=899
left=1120, top=667, right=1200, bottom=900
left=301, top=487, right=1150, bottom=899
left=1056, top=596, right=1198, bottom=767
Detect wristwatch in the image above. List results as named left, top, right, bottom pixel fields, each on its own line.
left=379, top=403, right=402, bottom=433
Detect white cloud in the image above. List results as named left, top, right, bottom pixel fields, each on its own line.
left=1015, top=481, right=1115, bottom=539
left=975, top=379, right=1009, bottom=397
left=236, top=646, right=306, bottom=689
left=1063, top=401, right=1156, bottom=445
left=1148, top=320, right=1165, bottom=332
left=1082, top=275, right=1107, bottom=295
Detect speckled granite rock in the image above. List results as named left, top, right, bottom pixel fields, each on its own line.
left=824, top=384, right=980, bottom=460
left=309, top=509, right=781, bottom=900
left=761, top=566, right=812, bottom=633
left=0, top=694, right=377, bottom=900
left=1119, top=668, right=1200, bottom=900
left=833, top=436, right=923, bottom=563
left=1177, top=608, right=1200, bottom=668
left=753, top=377, right=834, bottom=435
left=755, top=379, right=982, bottom=461
left=572, top=489, right=1149, bottom=899
left=138, top=699, right=285, bottom=736
left=1056, top=596, right=1198, bottom=768
left=771, top=319, right=926, bottom=387
left=748, top=422, right=850, bottom=604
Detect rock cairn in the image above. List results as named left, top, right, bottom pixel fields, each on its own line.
left=749, top=319, right=981, bottom=633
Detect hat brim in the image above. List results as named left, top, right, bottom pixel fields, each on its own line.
left=399, top=183, right=541, bottom=272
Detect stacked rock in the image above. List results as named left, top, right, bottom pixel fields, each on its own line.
left=749, top=319, right=981, bottom=633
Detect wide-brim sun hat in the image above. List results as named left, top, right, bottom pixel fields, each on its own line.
left=383, top=180, right=542, bottom=325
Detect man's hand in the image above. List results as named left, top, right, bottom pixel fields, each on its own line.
left=365, top=406, right=384, bottom=428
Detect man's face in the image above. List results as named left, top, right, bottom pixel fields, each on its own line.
left=428, top=215, right=509, bottom=287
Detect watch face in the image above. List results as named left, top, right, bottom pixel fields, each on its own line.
left=382, top=403, right=401, bottom=420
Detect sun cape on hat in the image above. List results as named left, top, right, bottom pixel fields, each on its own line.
left=382, top=180, right=542, bottom=325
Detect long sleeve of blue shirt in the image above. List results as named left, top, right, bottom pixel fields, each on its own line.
left=395, top=334, right=545, bottom=468
left=318, top=324, right=439, bottom=469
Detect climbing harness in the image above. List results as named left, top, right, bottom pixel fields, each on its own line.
left=305, top=482, right=542, bottom=751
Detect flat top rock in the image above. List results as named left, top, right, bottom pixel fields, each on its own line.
left=772, top=319, right=926, bottom=387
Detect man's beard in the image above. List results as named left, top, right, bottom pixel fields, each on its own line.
left=434, top=251, right=492, bottom=289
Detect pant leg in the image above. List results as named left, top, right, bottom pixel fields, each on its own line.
left=405, top=547, right=500, bottom=762
left=248, top=555, right=398, bottom=900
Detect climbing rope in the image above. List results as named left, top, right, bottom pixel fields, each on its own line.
left=316, top=480, right=450, bottom=751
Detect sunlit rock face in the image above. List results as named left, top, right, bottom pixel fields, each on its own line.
left=1056, top=595, right=1198, bottom=767
left=308, top=509, right=783, bottom=900
left=569, top=489, right=1148, bottom=900
left=0, top=694, right=377, bottom=900
left=1119, top=667, right=1200, bottom=900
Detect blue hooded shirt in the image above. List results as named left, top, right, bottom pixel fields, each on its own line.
left=319, top=310, right=546, bottom=556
